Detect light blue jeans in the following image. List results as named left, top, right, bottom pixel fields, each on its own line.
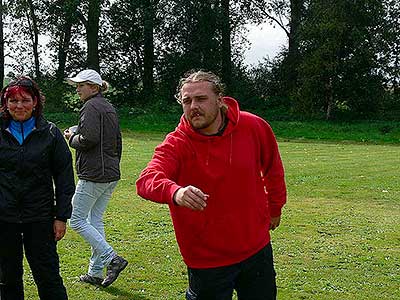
left=70, top=179, right=118, bottom=278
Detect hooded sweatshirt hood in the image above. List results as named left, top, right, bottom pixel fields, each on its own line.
left=177, top=96, right=239, bottom=140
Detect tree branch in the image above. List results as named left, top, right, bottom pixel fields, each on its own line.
left=76, top=9, right=88, bottom=29
left=251, top=0, right=290, bottom=37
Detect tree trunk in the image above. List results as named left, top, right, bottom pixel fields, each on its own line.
left=26, top=0, right=41, bottom=78
left=284, top=0, right=303, bottom=93
left=393, top=43, right=399, bottom=95
left=56, top=23, right=73, bottom=81
left=142, top=0, right=154, bottom=102
left=87, top=0, right=100, bottom=71
left=325, top=77, right=333, bottom=120
left=288, top=0, right=302, bottom=60
left=56, top=0, right=79, bottom=82
left=196, top=1, right=218, bottom=70
left=0, top=0, right=4, bottom=86
left=220, top=0, right=232, bottom=92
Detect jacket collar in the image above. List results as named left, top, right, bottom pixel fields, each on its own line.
left=1, top=114, right=48, bottom=131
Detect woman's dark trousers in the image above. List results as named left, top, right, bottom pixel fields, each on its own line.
left=0, top=221, right=68, bottom=300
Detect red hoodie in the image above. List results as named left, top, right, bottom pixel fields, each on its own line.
left=136, top=97, right=286, bottom=268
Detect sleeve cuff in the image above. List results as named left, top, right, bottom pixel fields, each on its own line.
left=55, top=217, right=68, bottom=222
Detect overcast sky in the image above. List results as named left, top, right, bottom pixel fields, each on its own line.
left=244, top=22, right=288, bottom=66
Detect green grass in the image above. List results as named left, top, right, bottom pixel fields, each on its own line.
left=22, top=116, right=399, bottom=299
left=46, top=111, right=400, bottom=144
left=270, top=120, right=400, bottom=144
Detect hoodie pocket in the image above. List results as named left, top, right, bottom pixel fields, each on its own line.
left=172, top=208, right=207, bottom=244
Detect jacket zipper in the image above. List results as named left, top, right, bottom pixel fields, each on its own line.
left=18, top=122, right=24, bottom=223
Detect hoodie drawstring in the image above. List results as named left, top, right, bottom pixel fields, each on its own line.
left=229, top=134, right=233, bottom=165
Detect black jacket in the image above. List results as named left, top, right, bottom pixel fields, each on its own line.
left=69, top=93, right=122, bottom=183
left=0, top=115, right=75, bottom=223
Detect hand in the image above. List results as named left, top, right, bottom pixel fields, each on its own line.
left=63, top=129, right=72, bottom=140
left=174, top=186, right=209, bottom=211
left=54, top=220, right=67, bottom=241
left=270, top=216, right=281, bottom=231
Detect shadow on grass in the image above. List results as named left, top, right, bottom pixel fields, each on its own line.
left=101, top=286, right=149, bottom=300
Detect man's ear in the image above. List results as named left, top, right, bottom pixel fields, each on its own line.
left=217, top=95, right=224, bottom=107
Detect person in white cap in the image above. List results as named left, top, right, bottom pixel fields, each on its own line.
left=63, top=69, right=128, bottom=288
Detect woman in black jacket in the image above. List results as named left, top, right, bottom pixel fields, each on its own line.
left=0, top=77, right=75, bottom=300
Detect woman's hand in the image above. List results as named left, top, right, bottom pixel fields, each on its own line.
left=54, top=220, right=67, bottom=241
left=63, top=129, right=72, bottom=140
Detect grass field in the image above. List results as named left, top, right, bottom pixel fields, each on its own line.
left=22, top=118, right=400, bottom=299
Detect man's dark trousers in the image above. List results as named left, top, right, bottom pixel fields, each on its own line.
left=186, top=243, right=277, bottom=300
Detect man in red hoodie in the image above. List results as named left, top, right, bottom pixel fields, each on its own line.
left=136, top=70, right=287, bottom=300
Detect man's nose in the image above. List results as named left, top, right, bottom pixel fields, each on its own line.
left=190, top=100, right=199, bottom=109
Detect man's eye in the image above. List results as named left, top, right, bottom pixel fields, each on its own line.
left=182, top=99, right=191, bottom=105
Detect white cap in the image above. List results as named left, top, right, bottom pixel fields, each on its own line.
left=67, top=69, right=103, bottom=86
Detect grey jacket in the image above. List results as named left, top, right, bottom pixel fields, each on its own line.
left=69, top=93, right=122, bottom=183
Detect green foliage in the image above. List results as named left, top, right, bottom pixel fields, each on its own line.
left=102, top=0, right=146, bottom=106
left=44, top=111, right=79, bottom=129
left=292, top=0, right=386, bottom=119
left=378, top=0, right=400, bottom=94
left=379, top=92, right=400, bottom=120
left=37, top=77, right=76, bottom=113
left=243, top=55, right=295, bottom=119
left=158, top=0, right=225, bottom=100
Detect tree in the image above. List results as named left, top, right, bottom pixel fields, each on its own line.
left=296, top=0, right=385, bottom=119
left=380, top=0, right=400, bottom=94
left=0, top=0, right=4, bottom=86
left=77, top=0, right=101, bottom=71
left=239, top=0, right=304, bottom=100
left=243, top=0, right=290, bottom=48
left=220, top=0, right=232, bottom=90
left=26, top=0, right=41, bottom=78
left=142, top=0, right=156, bottom=101
left=285, top=0, right=302, bottom=91
left=44, top=0, right=81, bottom=81
left=157, top=0, right=251, bottom=98
left=154, top=0, right=221, bottom=100
left=105, top=0, right=158, bottom=105
left=3, top=0, right=43, bottom=77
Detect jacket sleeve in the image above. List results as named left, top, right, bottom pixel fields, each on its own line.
left=51, top=126, right=75, bottom=221
left=69, top=102, right=100, bottom=151
left=258, top=118, right=287, bottom=217
left=117, top=128, right=122, bottom=161
left=136, top=134, right=182, bottom=205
